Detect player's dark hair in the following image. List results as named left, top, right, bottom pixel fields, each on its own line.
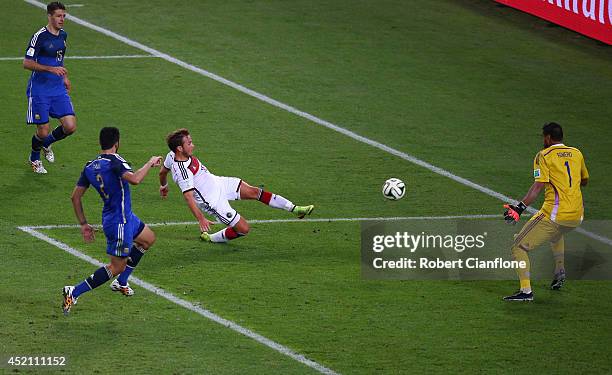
left=542, top=122, right=563, bottom=141
left=166, top=128, right=190, bottom=152
left=100, top=127, right=120, bottom=150
left=47, top=2, right=66, bottom=14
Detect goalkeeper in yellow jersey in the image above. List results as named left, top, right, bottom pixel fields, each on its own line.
left=502, top=122, right=589, bottom=301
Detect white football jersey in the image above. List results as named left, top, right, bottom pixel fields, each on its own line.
left=164, top=151, right=222, bottom=208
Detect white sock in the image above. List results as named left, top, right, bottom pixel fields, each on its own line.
left=269, top=194, right=294, bottom=211
left=520, top=288, right=532, bottom=294
left=209, top=229, right=228, bottom=243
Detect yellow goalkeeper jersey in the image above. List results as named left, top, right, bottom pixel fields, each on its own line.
left=533, top=144, right=589, bottom=226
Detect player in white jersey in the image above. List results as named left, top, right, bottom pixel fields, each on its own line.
left=158, top=128, right=314, bottom=242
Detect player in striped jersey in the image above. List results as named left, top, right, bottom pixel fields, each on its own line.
left=158, top=128, right=314, bottom=243
left=502, top=122, right=589, bottom=301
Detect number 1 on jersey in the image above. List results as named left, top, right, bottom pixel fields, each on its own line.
left=564, top=161, right=572, bottom=187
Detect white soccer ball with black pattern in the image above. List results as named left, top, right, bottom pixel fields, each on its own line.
left=382, top=178, right=405, bottom=200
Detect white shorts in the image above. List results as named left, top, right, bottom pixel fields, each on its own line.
left=197, top=176, right=242, bottom=227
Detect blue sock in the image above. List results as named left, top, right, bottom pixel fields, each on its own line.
left=30, top=135, right=43, bottom=162
left=43, top=126, right=68, bottom=148
left=72, top=281, right=91, bottom=298
left=117, top=245, right=145, bottom=286
left=72, top=265, right=112, bottom=298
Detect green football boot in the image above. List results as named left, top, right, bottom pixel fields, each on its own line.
left=293, top=205, right=314, bottom=219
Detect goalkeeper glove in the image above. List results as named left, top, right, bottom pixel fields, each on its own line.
left=503, top=201, right=527, bottom=224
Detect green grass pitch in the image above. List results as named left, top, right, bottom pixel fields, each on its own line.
left=1, top=0, right=611, bottom=373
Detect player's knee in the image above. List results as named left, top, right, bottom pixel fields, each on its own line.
left=63, top=122, right=77, bottom=134
left=36, top=127, right=50, bottom=138
left=136, top=240, right=152, bottom=251
left=510, top=246, right=518, bottom=260
left=511, top=244, right=527, bottom=259
left=234, top=221, right=250, bottom=235
left=135, top=227, right=155, bottom=250
left=143, top=233, right=156, bottom=249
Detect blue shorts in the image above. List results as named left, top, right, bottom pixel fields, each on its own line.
left=26, top=94, right=75, bottom=125
left=103, top=214, right=145, bottom=257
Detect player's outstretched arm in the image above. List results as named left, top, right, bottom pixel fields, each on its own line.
left=503, top=182, right=545, bottom=224
left=71, top=185, right=95, bottom=242
left=159, top=166, right=170, bottom=199
left=182, top=190, right=214, bottom=233
left=123, top=156, right=162, bottom=185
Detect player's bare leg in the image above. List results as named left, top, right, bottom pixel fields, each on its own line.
left=107, top=256, right=128, bottom=277
left=238, top=181, right=314, bottom=219
left=58, top=114, right=77, bottom=135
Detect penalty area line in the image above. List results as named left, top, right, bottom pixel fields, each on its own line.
left=16, top=225, right=339, bottom=375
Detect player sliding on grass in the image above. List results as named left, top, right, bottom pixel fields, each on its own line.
left=158, top=128, right=314, bottom=242
left=502, top=122, right=588, bottom=301
left=62, top=127, right=162, bottom=314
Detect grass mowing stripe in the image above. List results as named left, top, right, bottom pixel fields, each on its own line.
left=22, top=0, right=612, bottom=247
left=17, top=226, right=339, bottom=375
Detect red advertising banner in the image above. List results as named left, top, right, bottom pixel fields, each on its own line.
left=494, top=0, right=612, bottom=44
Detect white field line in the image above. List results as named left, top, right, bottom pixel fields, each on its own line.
left=24, top=214, right=500, bottom=230
left=0, top=55, right=157, bottom=61
left=26, top=214, right=612, bottom=246
left=575, top=227, right=612, bottom=246
left=22, top=1, right=612, bottom=246
left=17, top=225, right=338, bottom=375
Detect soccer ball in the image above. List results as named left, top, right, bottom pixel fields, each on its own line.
left=382, top=178, right=405, bottom=200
